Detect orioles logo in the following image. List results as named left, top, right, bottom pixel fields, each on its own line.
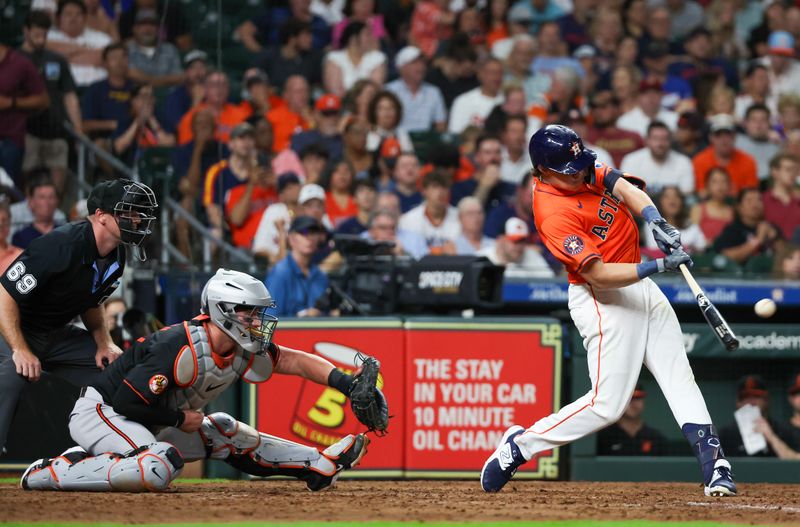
left=570, top=142, right=581, bottom=157
left=149, top=374, right=169, bottom=395
left=563, top=235, right=584, bottom=255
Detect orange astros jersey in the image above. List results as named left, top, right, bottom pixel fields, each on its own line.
left=532, top=162, right=644, bottom=284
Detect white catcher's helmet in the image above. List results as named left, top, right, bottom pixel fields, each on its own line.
left=201, top=269, right=278, bottom=355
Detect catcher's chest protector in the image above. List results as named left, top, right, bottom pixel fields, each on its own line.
left=164, top=324, right=273, bottom=411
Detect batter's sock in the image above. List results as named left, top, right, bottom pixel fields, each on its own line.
left=682, top=423, right=725, bottom=483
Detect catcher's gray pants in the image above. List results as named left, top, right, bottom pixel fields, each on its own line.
left=0, top=326, right=101, bottom=453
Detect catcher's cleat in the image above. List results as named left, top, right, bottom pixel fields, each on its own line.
left=305, top=434, right=369, bottom=492
left=704, top=459, right=737, bottom=497
left=20, top=458, right=49, bottom=490
left=481, top=425, right=526, bottom=493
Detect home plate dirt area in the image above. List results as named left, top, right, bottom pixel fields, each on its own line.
left=2, top=480, right=798, bottom=524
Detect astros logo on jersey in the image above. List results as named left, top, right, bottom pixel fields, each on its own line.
left=149, top=374, right=169, bottom=394
left=564, top=235, right=585, bottom=255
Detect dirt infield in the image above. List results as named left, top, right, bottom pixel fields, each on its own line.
left=2, top=480, right=799, bottom=524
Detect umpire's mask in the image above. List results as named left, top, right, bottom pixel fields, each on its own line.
left=114, top=181, right=158, bottom=259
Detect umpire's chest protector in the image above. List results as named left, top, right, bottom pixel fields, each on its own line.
left=164, top=322, right=274, bottom=411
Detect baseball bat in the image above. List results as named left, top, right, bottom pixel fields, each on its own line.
left=679, top=264, right=740, bottom=351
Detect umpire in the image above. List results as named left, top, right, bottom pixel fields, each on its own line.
left=0, top=179, right=158, bottom=453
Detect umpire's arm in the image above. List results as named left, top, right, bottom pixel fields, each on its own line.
left=81, top=306, right=122, bottom=370
left=0, top=287, right=41, bottom=381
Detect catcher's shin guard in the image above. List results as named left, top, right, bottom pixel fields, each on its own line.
left=226, top=433, right=369, bottom=491
left=199, top=412, right=261, bottom=459
left=21, top=442, right=184, bottom=492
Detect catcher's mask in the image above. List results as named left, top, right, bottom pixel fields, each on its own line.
left=201, top=268, right=279, bottom=356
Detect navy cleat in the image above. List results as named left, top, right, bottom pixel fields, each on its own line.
left=704, top=459, right=737, bottom=497
left=481, top=425, right=526, bottom=492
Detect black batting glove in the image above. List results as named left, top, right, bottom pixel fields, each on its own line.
left=658, top=249, right=693, bottom=273
left=649, top=218, right=682, bottom=255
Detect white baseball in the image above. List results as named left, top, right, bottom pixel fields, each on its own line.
left=754, top=298, right=777, bottom=318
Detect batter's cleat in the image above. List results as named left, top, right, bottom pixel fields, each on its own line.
left=481, top=425, right=526, bottom=493
left=704, top=459, right=737, bottom=497
left=306, top=433, right=369, bottom=492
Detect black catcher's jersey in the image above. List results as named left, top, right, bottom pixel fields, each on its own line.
left=0, top=221, right=125, bottom=334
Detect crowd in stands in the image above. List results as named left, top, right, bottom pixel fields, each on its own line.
left=2, top=0, right=800, bottom=316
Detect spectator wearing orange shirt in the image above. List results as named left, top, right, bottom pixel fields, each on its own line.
left=410, top=0, right=455, bottom=59
left=323, top=159, right=358, bottom=227
left=202, top=122, right=258, bottom=240
left=177, top=70, right=250, bottom=145
left=692, top=114, right=758, bottom=197
left=266, top=75, right=312, bottom=153
left=238, top=68, right=285, bottom=120
left=225, top=154, right=279, bottom=249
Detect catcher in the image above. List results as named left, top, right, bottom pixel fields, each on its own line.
left=21, top=269, right=388, bottom=492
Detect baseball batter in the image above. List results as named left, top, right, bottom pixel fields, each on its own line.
left=481, top=125, right=736, bottom=497
left=21, top=269, right=381, bottom=492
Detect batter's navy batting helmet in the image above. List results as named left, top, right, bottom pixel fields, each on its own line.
left=528, top=124, right=597, bottom=175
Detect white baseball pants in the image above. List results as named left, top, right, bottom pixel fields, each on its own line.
left=514, top=278, right=712, bottom=460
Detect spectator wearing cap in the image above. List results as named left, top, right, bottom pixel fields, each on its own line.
left=177, top=71, right=250, bottom=146
left=734, top=63, right=775, bottom=125
left=557, top=0, right=593, bottom=52
left=202, top=122, right=259, bottom=240
left=736, top=104, right=781, bottom=181
left=252, top=172, right=303, bottom=262
left=400, top=170, right=460, bottom=254
left=617, top=78, right=679, bottom=139
left=502, top=35, right=551, bottom=105
left=478, top=217, right=554, bottom=278
left=335, top=179, right=377, bottom=235
left=366, top=91, right=413, bottom=156
left=118, top=0, right=192, bottom=52
left=266, top=216, right=329, bottom=317
left=620, top=121, right=694, bottom=195
left=392, top=152, right=423, bottom=213
left=499, top=114, right=531, bottom=185
left=720, top=375, right=796, bottom=457
left=162, top=50, right=208, bottom=134
left=290, top=94, right=344, bottom=163
left=425, top=38, right=479, bottom=108
left=112, top=84, right=175, bottom=166
left=409, top=0, right=456, bottom=60
left=236, top=1, right=331, bottom=54
left=451, top=135, right=515, bottom=214
left=322, top=160, right=358, bottom=228
left=386, top=46, right=448, bottom=133
left=530, top=22, right=583, bottom=80
left=528, top=67, right=586, bottom=131
left=239, top=68, right=285, bottom=121
left=585, top=90, right=644, bottom=168
left=298, top=182, right=333, bottom=230
left=45, top=0, right=113, bottom=87
left=640, top=40, right=692, bottom=112
left=596, top=382, right=667, bottom=456
left=266, top=75, right=313, bottom=153
left=254, top=18, right=323, bottom=92
left=454, top=196, right=494, bottom=255
left=225, top=153, right=279, bottom=250
left=766, top=31, right=800, bottom=109
left=713, top=187, right=784, bottom=266
left=666, top=27, right=738, bottom=90
left=663, top=0, right=704, bottom=41
left=572, top=45, right=599, bottom=96
left=448, top=57, right=504, bottom=134
left=80, top=43, right=135, bottom=138
left=126, top=9, right=184, bottom=87
left=323, top=21, right=386, bottom=98
left=18, top=10, right=78, bottom=194
left=692, top=114, right=758, bottom=195
left=763, top=154, right=800, bottom=241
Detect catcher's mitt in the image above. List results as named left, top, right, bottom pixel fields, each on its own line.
left=349, top=355, right=389, bottom=434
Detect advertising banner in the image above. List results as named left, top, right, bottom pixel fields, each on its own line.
left=403, top=319, right=562, bottom=479
left=254, top=320, right=405, bottom=476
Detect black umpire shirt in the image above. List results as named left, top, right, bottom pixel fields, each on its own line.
left=0, top=221, right=125, bottom=336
